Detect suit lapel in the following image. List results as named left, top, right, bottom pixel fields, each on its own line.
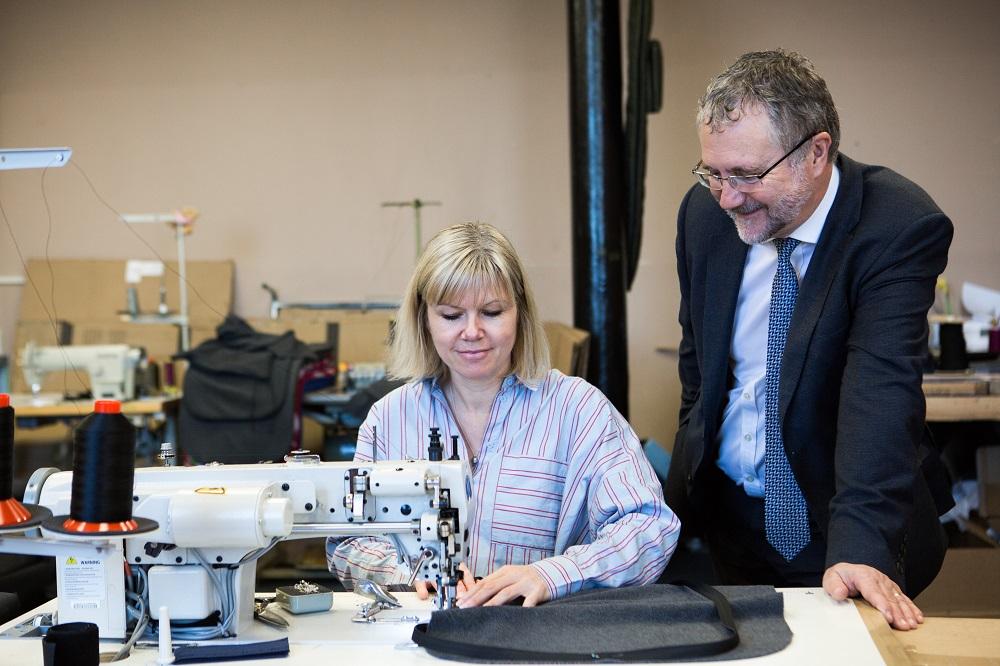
left=780, top=155, right=864, bottom=424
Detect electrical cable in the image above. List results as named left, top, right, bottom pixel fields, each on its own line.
left=1, top=154, right=228, bottom=412
left=112, top=563, right=150, bottom=661
left=65, top=160, right=226, bottom=321
left=125, top=538, right=283, bottom=647
left=0, top=193, right=88, bottom=412
left=113, top=590, right=148, bottom=661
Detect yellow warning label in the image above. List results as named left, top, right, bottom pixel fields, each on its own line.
left=66, top=557, right=77, bottom=565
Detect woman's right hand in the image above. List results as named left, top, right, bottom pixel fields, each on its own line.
left=414, top=563, right=476, bottom=599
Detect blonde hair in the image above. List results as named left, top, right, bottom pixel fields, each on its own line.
left=389, top=222, right=550, bottom=385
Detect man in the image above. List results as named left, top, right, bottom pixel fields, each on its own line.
left=666, top=50, right=954, bottom=631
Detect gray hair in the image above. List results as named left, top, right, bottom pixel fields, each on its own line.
left=697, top=49, right=840, bottom=162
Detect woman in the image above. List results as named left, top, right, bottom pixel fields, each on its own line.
left=328, top=222, right=679, bottom=607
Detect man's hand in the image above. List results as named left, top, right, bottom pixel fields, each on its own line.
left=456, top=565, right=551, bottom=608
left=823, top=562, right=924, bottom=631
left=414, top=563, right=476, bottom=600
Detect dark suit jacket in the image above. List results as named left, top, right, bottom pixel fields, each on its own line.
left=666, top=154, right=954, bottom=594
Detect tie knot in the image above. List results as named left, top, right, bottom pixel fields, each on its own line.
left=774, top=237, right=800, bottom=262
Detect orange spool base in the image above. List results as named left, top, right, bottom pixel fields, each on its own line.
left=0, top=498, right=32, bottom=525
left=61, top=518, right=140, bottom=533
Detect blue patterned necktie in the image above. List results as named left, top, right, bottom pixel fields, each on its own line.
left=764, top=237, right=810, bottom=561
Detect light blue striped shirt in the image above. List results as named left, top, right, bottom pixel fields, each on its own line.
left=717, top=166, right=840, bottom=496
left=328, top=369, right=680, bottom=600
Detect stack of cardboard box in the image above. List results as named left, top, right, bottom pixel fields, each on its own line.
left=12, top=258, right=233, bottom=396
left=918, top=444, right=1000, bottom=617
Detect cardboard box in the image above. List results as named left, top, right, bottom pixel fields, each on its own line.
left=11, top=320, right=76, bottom=394
left=73, top=321, right=179, bottom=361
left=11, top=319, right=179, bottom=395
left=189, top=325, right=218, bottom=351
left=12, top=320, right=72, bottom=348
left=977, top=445, right=1000, bottom=519
left=277, top=309, right=395, bottom=364
left=246, top=319, right=331, bottom=346
left=917, top=547, right=1000, bottom=617
left=18, top=259, right=234, bottom=326
left=543, top=321, right=590, bottom=378
left=14, top=258, right=231, bottom=395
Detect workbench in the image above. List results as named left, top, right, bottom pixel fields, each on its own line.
left=2, top=587, right=997, bottom=664
left=925, top=394, right=1000, bottom=422
left=8, top=394, right=181, bottom=464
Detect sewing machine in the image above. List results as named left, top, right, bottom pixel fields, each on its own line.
left=18, top=342, right=144, bottom=401
left=0, top=448, right=470, bottom=642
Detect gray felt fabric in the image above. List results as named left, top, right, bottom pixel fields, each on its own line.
left=413, top=584, right=791, bottom=663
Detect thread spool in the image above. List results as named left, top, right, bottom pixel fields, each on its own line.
left=42, top=621, right=99, bottom=666
left=0, top=393, right=52, bottom=531
left=938, top=321, right=968, bottom=371
left=42, top=399, right=157, bottom=536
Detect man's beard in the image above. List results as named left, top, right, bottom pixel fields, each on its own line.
left=726, top=172, right=812, bottom=245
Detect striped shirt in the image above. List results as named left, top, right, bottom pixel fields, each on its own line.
left=327, top=369, right=680, bottom=600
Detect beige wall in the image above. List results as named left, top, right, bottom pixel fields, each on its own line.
left=2, top=1, right=997, bottom=448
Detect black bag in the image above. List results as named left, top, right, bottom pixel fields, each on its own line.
left=178, top=316, right=316, bottom=463
left=412, top=584, right=792, bottom=663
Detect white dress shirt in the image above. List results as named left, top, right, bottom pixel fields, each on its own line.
left=716, top=166, right=841, bottom=496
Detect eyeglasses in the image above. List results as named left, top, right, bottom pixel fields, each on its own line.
left=692, top=133, right=815, bottom=192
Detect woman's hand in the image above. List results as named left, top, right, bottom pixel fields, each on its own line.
left=456, top=565, right=550, bottom=608
left=414, top=563, right=476, bottom=600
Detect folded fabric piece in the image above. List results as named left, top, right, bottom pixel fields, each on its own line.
left=171, top=637, right=290, bottom=663
left=413, top=584, right=791, bottom=663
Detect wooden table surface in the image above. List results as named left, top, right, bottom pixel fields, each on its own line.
left=7, top=394, right=180, bottom=418
left=856, top=601, right=1000, bottom=664
left=925, top=394, right=1000, bottom=422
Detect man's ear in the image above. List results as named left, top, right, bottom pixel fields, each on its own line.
left=807, top=132, right=833, bottom=174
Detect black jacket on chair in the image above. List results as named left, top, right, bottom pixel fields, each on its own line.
left=178, top=316, right=316, bottom=463
left=666, top=154, right=954, bottom=595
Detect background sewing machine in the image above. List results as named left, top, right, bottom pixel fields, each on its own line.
left=17, top=342, right=144, bottom=401
left=0, top=450, right=470, bottom=643
left=961, top=282, right=1000, bottom=355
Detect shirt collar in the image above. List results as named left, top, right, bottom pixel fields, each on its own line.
left=786, top=164, right=840, bottom=245
left=426, top=373, right=525, bottom=397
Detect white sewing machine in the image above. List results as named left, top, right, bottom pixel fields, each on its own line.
left=18, top=342, right=143, bottom=401
left=0, top=450, right=470, bottom=642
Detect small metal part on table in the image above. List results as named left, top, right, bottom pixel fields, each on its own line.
left=275, top=580, right=333, bottom=615
left=352, top=579, right=406, bottom=623
left=254, top=597, right=289, bottom=629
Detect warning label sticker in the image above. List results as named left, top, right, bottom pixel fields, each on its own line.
left=62, top=555, right=105, bottom=609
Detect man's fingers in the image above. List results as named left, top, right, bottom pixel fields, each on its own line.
left=885, top=590, right=923, bottom=631
left=821, top=568, right=850, bottom=601
left=826, top=562, right=925, bottom=631
left=845, top=571, right=898, bottom=626
left=822, top=562, right=928, bottom=631
left=863, top=580, right=912, bottom=629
